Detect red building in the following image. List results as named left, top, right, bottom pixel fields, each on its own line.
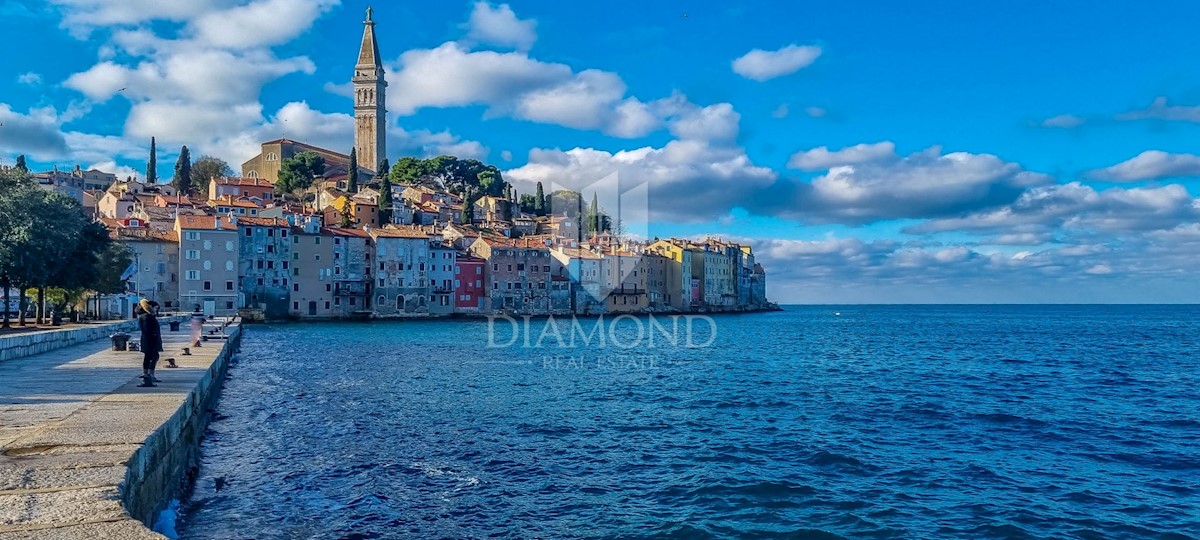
left=454, top=254, right=487, bottom=312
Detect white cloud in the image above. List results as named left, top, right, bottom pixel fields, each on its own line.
left=1091, top=150, right=1200, bottom=182
left=1041, top=113, right=1084, bottom=128
left=732, top=44, right=822, bottom=82
left=758, top=145, right=1051, bottom=224
left=771, top=104, right=788, bottom=119
left=47, top=0, right=229, bottom=34
left=500, top=150, right=513, bottom=161
left=462, top=1, right=536, bottom=51
left=804, top=106, right=827, bottom=118
left=908, top=182, right=1200, bottom=236
left=787, top=141, right=896, bottom=170
left=16, top=72, right=42, bottom=85
left=1118, top=96, right=1200, bottom=122
left=188, top=0, right=338, bottom=49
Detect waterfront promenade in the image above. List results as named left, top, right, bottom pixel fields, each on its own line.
left=0, top=319, right=240, bottom=539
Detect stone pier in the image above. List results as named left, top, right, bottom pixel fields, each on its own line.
left=0, top=318, right=242, bottom=539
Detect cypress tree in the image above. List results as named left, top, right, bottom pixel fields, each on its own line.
left=14, top=155, right=27, bottom=172
left=173, top=145, right=191, bottom=195
left=534, top=181, right=545, bottom=216
left=377, top=158, right=389, bottom=180
left=588, top=192, right=599, bottom=235
left=348, top=148, right=359, bottom=193
left=379, top=176, right=393, bottom=224
left=339, top=199, right=353, bottom=228
left=461, top=189, right=475, bottom=225
left=146, top=137, right=157, bottom=183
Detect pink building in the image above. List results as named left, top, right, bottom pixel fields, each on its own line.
left=454, top=255, right=486, bottom=312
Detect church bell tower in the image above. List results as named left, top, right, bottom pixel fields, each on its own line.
left=353, top=6, right=386, bottom=173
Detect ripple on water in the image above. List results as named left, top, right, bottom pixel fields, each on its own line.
left=177, top=306, right=1200, bottom=539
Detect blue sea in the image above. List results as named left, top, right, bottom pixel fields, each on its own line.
left=176, top=306, right=1200, bottom=539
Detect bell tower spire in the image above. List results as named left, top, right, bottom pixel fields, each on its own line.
left=353, top=6, right=386, bottom=173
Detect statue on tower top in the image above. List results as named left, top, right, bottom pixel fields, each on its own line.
left=365, top=6, right=372, bottom=22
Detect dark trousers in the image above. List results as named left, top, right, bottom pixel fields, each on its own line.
left=142, top=351, right=160, bottom=371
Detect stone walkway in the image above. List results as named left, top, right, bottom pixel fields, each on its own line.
left=0, top=320, right=234, bottom=539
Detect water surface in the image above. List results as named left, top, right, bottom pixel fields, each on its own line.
left=178, top=306, right=1200, bottom=539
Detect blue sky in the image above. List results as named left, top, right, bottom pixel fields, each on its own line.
left=3, top=0, right=1200, bottom=303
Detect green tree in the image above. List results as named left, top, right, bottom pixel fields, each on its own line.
left=389, top=156, right=428, bottom=185
left=378, top=176, right=394, bottom=224
left=376, top=158, right=389, bottom=181
left=47, top=221, right=111, bottom=291
left=276, top=151, right=325, bottom=195
left=191, top=155, right=232, bottom=196
left=14, top=155, right=27, bottom=173
left=172, top=145, right=192, bottom=195
left=339, top=200, right=353, bottom=228
left=534, top=181, right=545, bottom=216
left=91, top=241, right=133, bottom=295
left=461, top=190, right=476, bottom=225
left=518, top=193, right=539, bottom=214
left=587, top=192, right=600, bottom=235
left=347, top=147, right=359, bottom=193
left=146, top=137, right=157, bottom=184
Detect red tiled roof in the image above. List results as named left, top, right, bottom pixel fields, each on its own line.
left=177, top=215, right=237, bottom=230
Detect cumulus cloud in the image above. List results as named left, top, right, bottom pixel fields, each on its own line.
left=787, top=141, right=896, bottom=170
left=504, top=103, right=774, bottom=223
left=732, top=44, right=822, bottom=82
left=1090, top=150, right=1200, bottom=182
left=462, top=1, right=536, bottom=51
left=386, top=42, right=723, bottom=139
left=47, top=0, right=228, bottom=34
left=759, top=145, right=1050, bottom=224
left=907, top=182, right=1200, bottom=236
left=1041, top=113, right=1084, bottom=128
left=743, top=234, right=1200, bottom=303
left=805, top=106, right=827, bottom=118
left=0, top=104, right=69, bottom=160
left=189, top=0, right=338, bottom=49
left=16, top=72, right=42, bottom=85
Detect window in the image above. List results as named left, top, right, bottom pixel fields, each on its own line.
left=379, top=278, right=385, bottom=286
left=186, top=250, right=200, bottom=260
left=281, top=230, right=288, bottom=238
left=334, top=266, right=341, bottom=275
left=325, top=301, right=330, bottom=309
left=493, top=264, right=498, bottom=271
left=267, top=261, right=274, bottom=269
left=325, top=284, right=332, bottom=292
left=244, top=229, right=252, bottom=236
left=203, top=281, right=211, bottom=290
left=226, top=301, right=234, bottom=309
left=455, top=267, right=460, bottom=275
left=226, top=281, right=234, bottom=290
left=349, top=297, right=356, bottom=306
left=293, top=301, right=299, bottom=310
left=226, top=261, right=235, bottom=271
left=454, top=280, right=460, bottom=288
left=476, top=267, right=481, bottom=275
left=315, top=237, right=321, bottom=244
left=293, top=268, right=300, bottom=276
left=335, top=297, right=341, bottom=306
left=267, top=229, right=274, bottom=237
left=186, top=270, right=200, bottom=280
left=517, top=264, right=524, bottom=271
left=266, top=245, right=274, bottom=253
left=226, top=241, right=234, bottom=251
left=203, top=260, right=212, bottom=270
left=185, top=231, right=199, bottom=241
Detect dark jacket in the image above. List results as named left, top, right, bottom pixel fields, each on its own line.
left=138, top=313, right=163, bottom=353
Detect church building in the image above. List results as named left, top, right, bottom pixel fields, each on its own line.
left=241, top=7, right=387, bottom=185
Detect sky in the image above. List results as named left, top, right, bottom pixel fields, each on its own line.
left=2, top=0, right=1200, bottom=303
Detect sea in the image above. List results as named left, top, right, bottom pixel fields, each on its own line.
left=175, top=305, right=1199, bottom=539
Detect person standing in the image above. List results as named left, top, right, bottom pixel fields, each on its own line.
left=137, top=299, right=162, bottom=387
left=189, top=304, right=206, bottom=347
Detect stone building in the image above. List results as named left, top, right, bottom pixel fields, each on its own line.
left=453, top=254, right=487, bottom=313
left=370, top=226, right=434, bottom=316
left=113, top=228, right=179, bottom=311
left=471, top=236, right=553, bottom=314
left=236, top=217, right=293, bottom=319
left=353, top=6, right=387, bottom=171
left=428, top=242, right=457, bottom=315
left=289, top=219, right=335, bottom=318
left=602, top=250, right=648, bottom=313
left=175, top=215, right=238, bottom=316
left=326, top=228, right=373, bottom=316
